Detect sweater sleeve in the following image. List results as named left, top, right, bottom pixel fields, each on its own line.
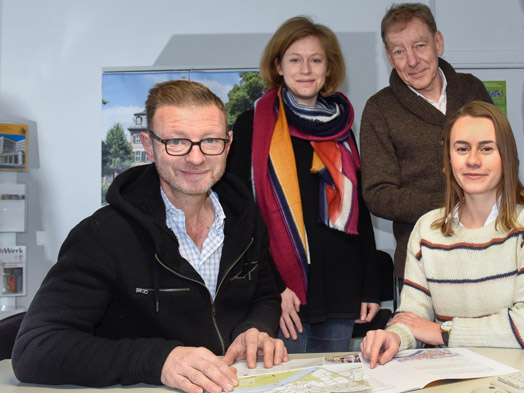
left=386, top=216, right=434, bottom=350
left=12, top=218, right=178, bottom=387
left=360, top=99, right=443, bottom=225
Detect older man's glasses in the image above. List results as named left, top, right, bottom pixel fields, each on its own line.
left=148, top=130, right=229, bottom=156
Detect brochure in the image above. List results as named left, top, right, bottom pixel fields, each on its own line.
left=0, top=245, right=26, bottom=296
left=0, top=122, right=28, bottom=171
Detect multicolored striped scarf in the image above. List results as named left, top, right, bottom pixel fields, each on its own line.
left=252, top=86, right=360, bottom=304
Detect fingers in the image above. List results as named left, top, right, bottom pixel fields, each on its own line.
left=223, top=343, right=239, bottom=366
left=281, top=312, right=298, bottom=339
left=272, top=338, right=288, bottom=366
left=226, top=328, right=289, bottom=371
left=377, top=345, right=398, bottom=366
left=367, top=303, right=381, bottom=321
left=360, top=302, right=369, bottom=322
left=280, top=288, right=303, bottom=338
left=243, top=329, right=260, bottom=368
left=367, top=332, right=385, bottom=369
left=290, top=309, right=303, bottom=334
left=279, top=316, right=291, bottom=339
left=360, top=330, right=399, bottom=369
left=260, top=335, right=288, bottom=368
left=162, top=347, right=238, bottom=393
left=388, top=312, right=414, bottom=326
left=292, top=292, right=301, bottom=311
left=358, top=303, right=381, bottom=323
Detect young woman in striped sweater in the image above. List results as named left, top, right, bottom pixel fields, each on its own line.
left=361, top=101, right=524, bottom=368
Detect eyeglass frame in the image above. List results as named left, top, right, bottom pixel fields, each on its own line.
left=147, top=130, right=230, bottom=156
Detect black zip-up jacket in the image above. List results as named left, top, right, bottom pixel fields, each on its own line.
left=12, top=164, right=280, bottom=387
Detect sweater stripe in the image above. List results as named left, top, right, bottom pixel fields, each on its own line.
left=427, top=270, right=517, bottom=285
left=435, top=312, right=490, bottom=322
left=434, top=313, right=453, bottom=323
left=403, top=279, right=431, bottom=297
left=508, top=309, right=524, bottom=348
left=420, top=230, right=523, bottom=253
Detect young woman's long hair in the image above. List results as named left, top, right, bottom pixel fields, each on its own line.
left=433, top=101, right=524, bottom=236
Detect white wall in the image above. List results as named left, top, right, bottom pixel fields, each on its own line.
left=0, top=0, right=523, bottom=308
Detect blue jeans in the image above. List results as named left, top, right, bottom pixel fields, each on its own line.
left=278, top=318, right=355, bottom=353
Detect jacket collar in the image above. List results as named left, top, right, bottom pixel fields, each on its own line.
left=105, top=164, right=257, bottom=279
left=390, top=57, right=459, bottom=126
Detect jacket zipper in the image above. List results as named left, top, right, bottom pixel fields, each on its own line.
left=135, top=288, right=190, bottom=295
left=154, top=237, right=254, bottom=355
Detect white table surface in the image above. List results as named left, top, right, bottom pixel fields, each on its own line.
left=1, top=347, right=523, bottom=392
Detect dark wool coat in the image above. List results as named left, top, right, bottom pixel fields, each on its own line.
left=360, top=58, right=492, bottom=277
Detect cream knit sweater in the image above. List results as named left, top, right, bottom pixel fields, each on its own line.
left=388, top=206, right=524, bottom=350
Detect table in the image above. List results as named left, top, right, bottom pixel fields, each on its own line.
left=1, top=348, right=523, bottom=392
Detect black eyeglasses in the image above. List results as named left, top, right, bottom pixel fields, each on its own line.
left=148, top=130, right=229, bottom=156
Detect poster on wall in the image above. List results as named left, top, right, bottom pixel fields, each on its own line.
left=0, top=123, right=28, bottom=171
left=101, top=69, right=264, bottom=204
left=483, top=81, right=507, bottom=116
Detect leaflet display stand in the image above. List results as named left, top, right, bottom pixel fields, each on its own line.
left=0, top=122, right=29, bottom=319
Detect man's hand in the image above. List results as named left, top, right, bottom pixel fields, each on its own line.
left=223, top=327, right=288, bottom=369
left=355, top=302, right=380, bottom=323
left=279, top=287, right=302, bottom=340
left=388, top=312, right=442, bottom=345
left=161, top=346, right=238, bottom=393
left=360, top=329, right=400, bottom=368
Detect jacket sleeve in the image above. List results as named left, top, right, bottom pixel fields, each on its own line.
left=360, top=99, right=444, bottom=225
left=12, top=218, right=178, bottom=387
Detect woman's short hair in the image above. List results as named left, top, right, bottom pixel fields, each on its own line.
left=145, top=80, right=226, bottom=129
left=434, top=101, right=524, bottom=235
left=381, top=3, right=437, bottom=44
left=259, top=16, right=345, bottom=96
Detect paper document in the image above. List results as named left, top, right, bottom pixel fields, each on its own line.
left=364, top=347, right=518, bottom=392
left=232, top=348, right=517, bottom=393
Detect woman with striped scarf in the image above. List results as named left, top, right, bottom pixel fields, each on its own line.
left=227, top=16, right=381, bottom=353
left=361, top=101, right=524, bottom=368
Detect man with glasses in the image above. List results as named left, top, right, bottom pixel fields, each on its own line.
left=13, top=80, right=286, bottom=393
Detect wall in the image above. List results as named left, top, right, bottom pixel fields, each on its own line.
left=0, top=0, right=523, bottom=308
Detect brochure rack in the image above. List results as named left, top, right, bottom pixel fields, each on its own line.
left=0, top=122, right=28, bottom=318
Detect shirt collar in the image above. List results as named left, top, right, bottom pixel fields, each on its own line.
left=160, top=187, right=226, bottom=232
left=452, top=198, right=500, bottom=227
left=408, top=68, right=448, bottom=114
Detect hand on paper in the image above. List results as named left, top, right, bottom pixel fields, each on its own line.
left=356, top=302, right=380, bottom=323
left=279, top=287, right=303, bottom=340
left=360, top=329, right=401, bottom=368
left=223, top=327, right=288, bottom=369
left=388, top=312, right=443, bottom=346
left=161, top=346, right=238, bottom=393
